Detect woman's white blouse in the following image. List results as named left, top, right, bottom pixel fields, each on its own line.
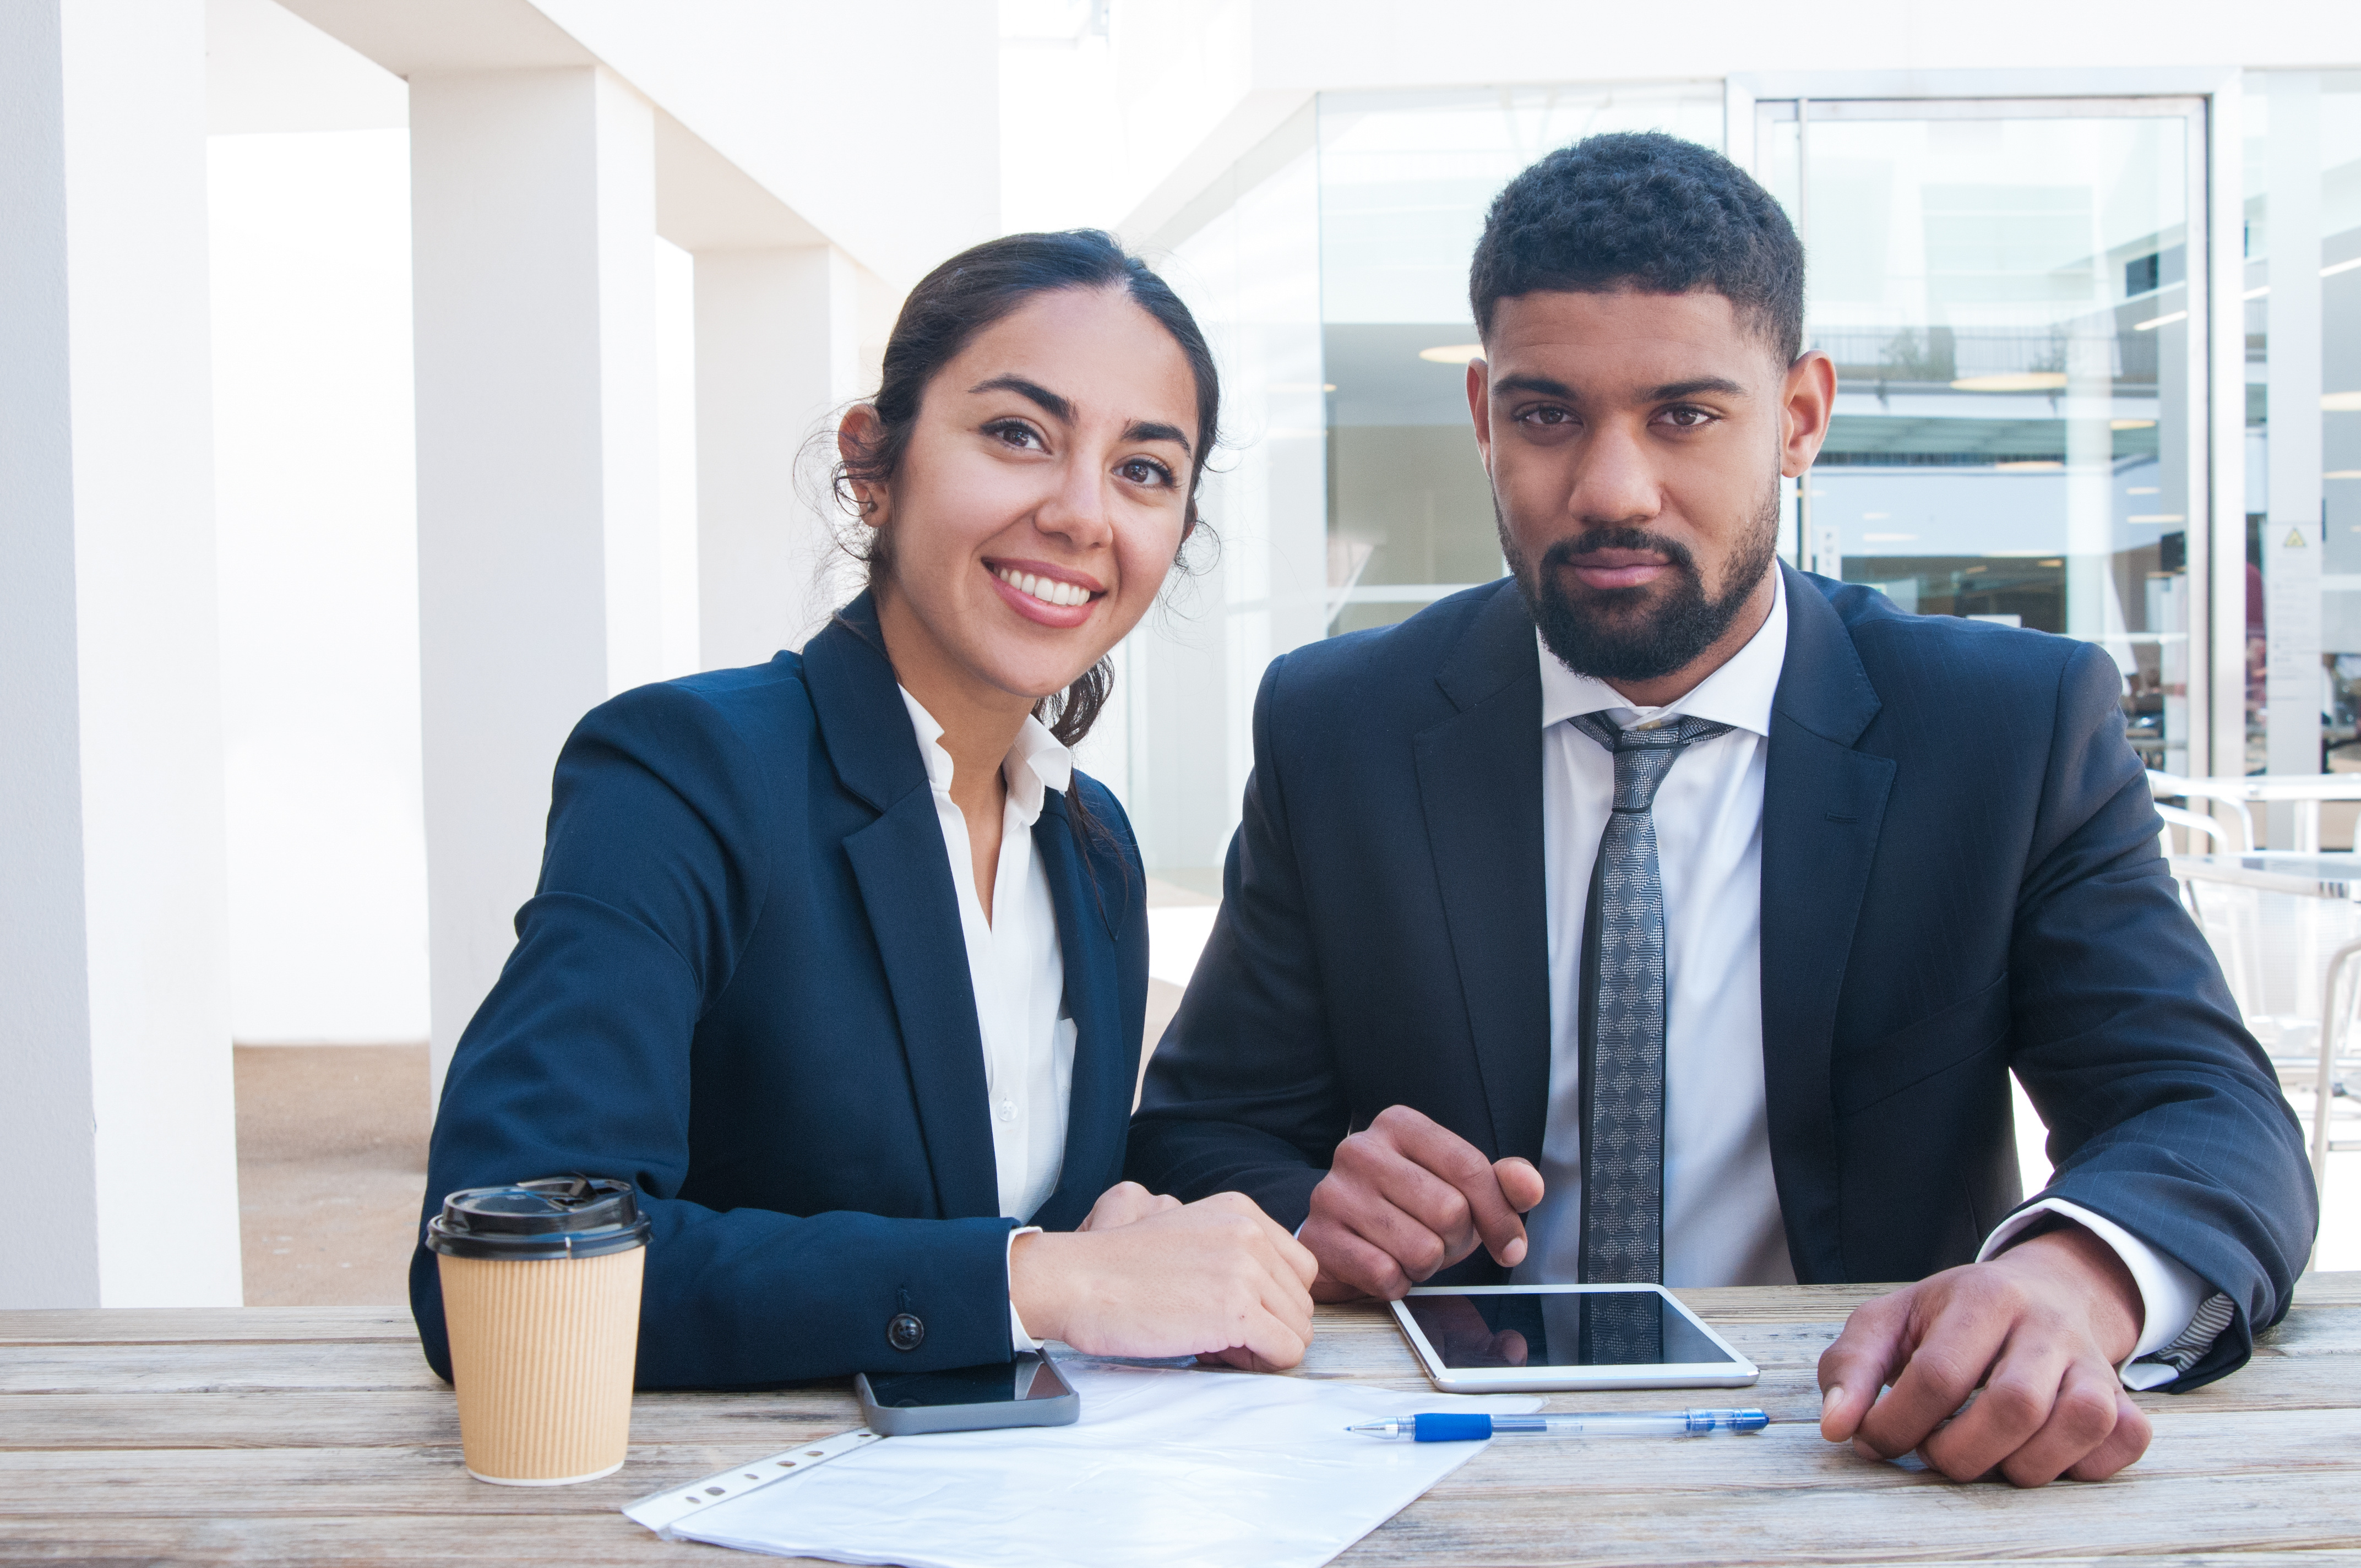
left=897, top=689, right=1078, bottom=1226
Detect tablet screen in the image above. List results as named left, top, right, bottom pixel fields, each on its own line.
left=1403, top=1291, right=1743, bottom=1369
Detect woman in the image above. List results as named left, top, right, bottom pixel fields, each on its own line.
left=409, top=231, right=1316, bottom=1388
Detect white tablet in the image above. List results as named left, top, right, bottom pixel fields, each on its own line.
left=1389, top=1283, right=1760, bottom=1392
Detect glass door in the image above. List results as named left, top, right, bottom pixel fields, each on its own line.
left=1756, top=98, right=2211, bottom=772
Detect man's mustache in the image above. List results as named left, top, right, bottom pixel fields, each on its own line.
left=1538, top=527, right=1702, bottom=579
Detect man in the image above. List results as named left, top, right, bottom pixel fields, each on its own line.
left=1127, top=133, right=2314, bottom=1486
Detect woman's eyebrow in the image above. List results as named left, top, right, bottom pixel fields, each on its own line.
left=972, top=374, right=1191, bottom=456
left=1122, top=419, right=1192, bottom=456
left=970, top=374, right=1072, bottom=422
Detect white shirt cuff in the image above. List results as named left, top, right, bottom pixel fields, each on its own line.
left=1006, top=1226, right=1043, bottom=1352
left=1978, top=1197, right=2206, bottom=1389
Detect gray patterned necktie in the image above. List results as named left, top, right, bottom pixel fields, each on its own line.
left=1568, top=711, right=1729, bottom=1345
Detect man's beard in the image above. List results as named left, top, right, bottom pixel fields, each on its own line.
left=1498, top=481, right=1781, bottom=684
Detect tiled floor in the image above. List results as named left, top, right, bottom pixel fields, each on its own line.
left=234, top=1042, right=429, bottom=1306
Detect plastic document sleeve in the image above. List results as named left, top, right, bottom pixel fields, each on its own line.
left=622, top=1356, right=1541, bottom=1568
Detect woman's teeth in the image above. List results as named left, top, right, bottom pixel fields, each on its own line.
left=995, top=568, right=1091, bottom=609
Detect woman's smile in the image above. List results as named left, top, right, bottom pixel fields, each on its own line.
left=986, top=558, right=1105, bottom=625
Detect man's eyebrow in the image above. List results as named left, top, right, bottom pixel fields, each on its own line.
left=1492, top=372, right=1751, bottom=402
left=1492, top=372, right=1577, bottom=399
left=1121, top=419, right=1192, bottom=456
left=970, top=374, right=1072, bottom=422
left=1648, top=375, right=1748, bottom=400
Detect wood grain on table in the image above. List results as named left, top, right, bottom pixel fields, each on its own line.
left=3, top=1277, right=2357, bottom=1566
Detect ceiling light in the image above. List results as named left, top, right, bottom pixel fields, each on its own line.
left=2129, top=514, right=2186, bottom=524
left=1952, top=372, right=2068, bottom=392
left=1995, top=459, right=2066, bottom=471
left=2326, top=391, right=2361, bottom=412
left=2235, top=259, right=2351, bottom=302
left=1419, top=344, right=1483, bottom=364
left=2134, top=311, right=2188, bottom=332
left=2128, top=486, right=2161, bottom=494
left=2329, top=470, right=2361, bottom=480
left=2111, top=418, right=2156, bottom=430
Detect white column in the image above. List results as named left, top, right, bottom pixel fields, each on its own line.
left=2266, top=74, right=2324, bottom=817
left=410, top=67, right=663, bottom=1093
left=2064, top=325, right=2124, bottom=672
left=694, top=245, right=862, bottom=667
left=0, top=0, right=241, bottom=1307
left=2207, top=82, right=2249, bottom=785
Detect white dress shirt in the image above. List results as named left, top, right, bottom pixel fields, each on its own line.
left=899, top=690, right=1076, bottom=1351
left=1508, top=570, right=2213, bottom=1385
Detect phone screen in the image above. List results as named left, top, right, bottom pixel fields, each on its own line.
left=1405, top=1290, right=1744, bottom=1369
left=861, top=1355, right=1073, bottom=1409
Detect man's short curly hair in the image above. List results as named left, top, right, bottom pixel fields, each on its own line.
left=1469, top=132, right=1804, bottom=363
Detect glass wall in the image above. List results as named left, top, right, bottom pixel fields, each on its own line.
left=2246, top=74, right=2361, bottom=839
left=1120, top=73, right=2357, bottom=876
left=1758, top=100, right=2206, bottom=772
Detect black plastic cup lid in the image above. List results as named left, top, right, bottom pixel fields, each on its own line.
left=427, top=1176, right=651, bottom=1261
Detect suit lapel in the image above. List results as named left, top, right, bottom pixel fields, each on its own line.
left=1027, top=794, right=1128, bottom=1231
left=809, top=597, right=1002, bottom=1221
left=1412, top=584, right=1553, bottom=1164
left=1760, top=564, right=1895, bottom=1283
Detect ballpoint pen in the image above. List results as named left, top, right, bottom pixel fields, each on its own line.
left=1347, top=1409, right=1769, bottom=1441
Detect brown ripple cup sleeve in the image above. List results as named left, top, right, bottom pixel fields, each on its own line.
left=427, top=1177, right=652, bottom=1485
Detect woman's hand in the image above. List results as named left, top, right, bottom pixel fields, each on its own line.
left=1076, top=1181, right=1183, bottom=1232
left=1009, top=1192, right=1320, bottom=1369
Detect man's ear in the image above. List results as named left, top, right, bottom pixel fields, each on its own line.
left=1466, top=355, right=1494, bottom=465
left=1779, top=350, right=1836, bottom=478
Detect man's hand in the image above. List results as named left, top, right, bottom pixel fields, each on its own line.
left=1817, top=1223, right=2152, bottom=1485
left=1299, top=1104, right=1544, bottom=1302
left=1011, top=1192, right=1320, bottom=1370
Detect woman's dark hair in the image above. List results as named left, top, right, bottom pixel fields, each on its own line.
left=1469, top=132, right=1805, bottom=363
left=831, top=229, right=1221, bottom=753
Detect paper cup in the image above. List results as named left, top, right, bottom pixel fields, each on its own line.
left=428, top=1177, right=651, bottom=1485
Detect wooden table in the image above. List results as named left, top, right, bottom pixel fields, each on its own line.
left=6, top=1277, right=2358, bottom=1565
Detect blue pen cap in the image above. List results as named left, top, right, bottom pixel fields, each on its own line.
left=1690, top=1409, right=1770, bottom=1433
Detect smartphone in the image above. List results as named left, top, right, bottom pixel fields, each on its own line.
left=1390, top=1283, right=1760, bottom=1392
left=852, top=1352, right=1080, bottom=1435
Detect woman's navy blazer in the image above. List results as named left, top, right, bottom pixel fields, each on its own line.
left=408, top=594, right=1149, bottom=1389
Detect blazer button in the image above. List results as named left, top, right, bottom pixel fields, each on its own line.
left=886, top=1311, right=926, bottom=1352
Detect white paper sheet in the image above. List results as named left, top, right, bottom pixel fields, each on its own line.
left=657, top=1358, right=1541, bottom=1568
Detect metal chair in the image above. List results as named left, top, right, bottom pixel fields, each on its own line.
left=2172, top=863, right=2360, bottom=1217
left=2307, top=941, right=2361, bottom=1205
left=2148, top=770, right=2256, bottom=852
left=2156, top=801, right=2230, bottom=855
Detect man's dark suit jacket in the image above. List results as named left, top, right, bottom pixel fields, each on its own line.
left=410, top=594, right=1149, bottom=1389
left=1126, top=564, right=2314, bottom=1390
